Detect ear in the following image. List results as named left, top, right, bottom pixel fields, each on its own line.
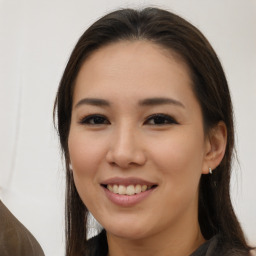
left=202, top=121, right=227, bottom=174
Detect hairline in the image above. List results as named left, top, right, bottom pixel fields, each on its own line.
left=70, top=38, right=212, bottom=136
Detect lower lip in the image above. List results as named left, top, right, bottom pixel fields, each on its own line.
left=102, top=186, right=156, bottom=207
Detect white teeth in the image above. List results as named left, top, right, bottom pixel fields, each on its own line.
left=126, top=185, right=135, bottom=195
left=106, top=184, right=154, bottom=195
left=141, top=185, right=147, bottom=192
left=135, top=184, right=142, bottom=194
left=107, top=184, right=113, bottom=192
left=118, top=185, right=126, bottom=195
left=113, top=184, right=119, bottom=193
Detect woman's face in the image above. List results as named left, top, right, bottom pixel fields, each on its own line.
left=68, top=41, right=210, bottom=240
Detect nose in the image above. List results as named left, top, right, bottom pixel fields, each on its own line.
left=106, top=125, right=147, bottom=169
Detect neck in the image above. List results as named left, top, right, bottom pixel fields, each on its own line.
left=107, top=217, right=205, bottom=256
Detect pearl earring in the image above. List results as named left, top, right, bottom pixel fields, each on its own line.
left=209, top=167, right=212, bottom=174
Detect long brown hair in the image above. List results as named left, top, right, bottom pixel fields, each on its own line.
left=54, top=7, right=251, bottom=255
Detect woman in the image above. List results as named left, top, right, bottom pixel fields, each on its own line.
left=54, top=7, right=253, bottom=256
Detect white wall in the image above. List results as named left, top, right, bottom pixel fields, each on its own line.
left=0, top=0, right=255, bottom=255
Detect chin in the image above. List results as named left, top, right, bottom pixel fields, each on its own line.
left=103, top=220, right=153, bottom=240
left=108, top=228, right=148, bottom=240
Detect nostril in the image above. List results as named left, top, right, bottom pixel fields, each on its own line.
left=105, top=143, right=147, bottom=168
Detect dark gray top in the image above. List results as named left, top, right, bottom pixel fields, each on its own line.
left=86, top=229, right=250, bottom=256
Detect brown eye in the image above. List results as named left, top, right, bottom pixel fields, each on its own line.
left=145, top=114, right=178, bottom=125
left=79, top=115, right=110, bottom=125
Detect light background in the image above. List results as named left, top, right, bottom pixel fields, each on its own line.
left=0, top=0, right=255, bottom=255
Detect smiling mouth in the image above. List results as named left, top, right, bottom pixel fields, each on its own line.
left=102, top=184, right=157, bottom=196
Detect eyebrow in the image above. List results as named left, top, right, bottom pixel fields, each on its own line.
left=74, top=97, right=185, bottom=109
left=139, top=97, right=185, bottom=108
left=75, top=98, right=110, bottom=108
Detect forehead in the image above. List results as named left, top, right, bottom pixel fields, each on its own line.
left=73, top=40, right=195, bottom=106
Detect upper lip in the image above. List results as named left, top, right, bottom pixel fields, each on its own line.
left=100, top=177, right=157, bottom=186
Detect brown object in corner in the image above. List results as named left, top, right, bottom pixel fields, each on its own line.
left=0, top=200, right=45, bottom=256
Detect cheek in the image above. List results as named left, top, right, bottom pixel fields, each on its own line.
left=68, top=132, right=107, bottom=208
left=149, top=130, right=205, bottom=200
left=151, top=133, right=204, bottom=216
left=151, top=131, right=205, bottom=172
left=68, top=131, right=107, bottom=177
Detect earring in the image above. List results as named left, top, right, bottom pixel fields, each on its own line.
left=209, top=167, right=212, bottom=174
left=69, top=163, right=73, bottom=170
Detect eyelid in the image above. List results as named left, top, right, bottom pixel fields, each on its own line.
left=144, top=113, right=178, bottom=125
left=78, top=114, right=110, bottom=125
left=77, top=113, right=178, bottom=126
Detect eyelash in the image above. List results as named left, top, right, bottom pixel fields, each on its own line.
left=78, top=113, right=178, bottom=126
left=144, top=113, right=178, bottom=125
left=79, top=114, right=110, bottom=125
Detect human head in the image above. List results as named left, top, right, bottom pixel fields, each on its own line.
left=54, top=7, right=248, bottom=254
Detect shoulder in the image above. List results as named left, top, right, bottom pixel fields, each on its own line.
left=191, top=234, right=251, bottom=256
left=211, top=235, right=251, bottom=256
left=86, top=229, right=108, bottom=256
left=0, top=200, right=45, bottom=256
